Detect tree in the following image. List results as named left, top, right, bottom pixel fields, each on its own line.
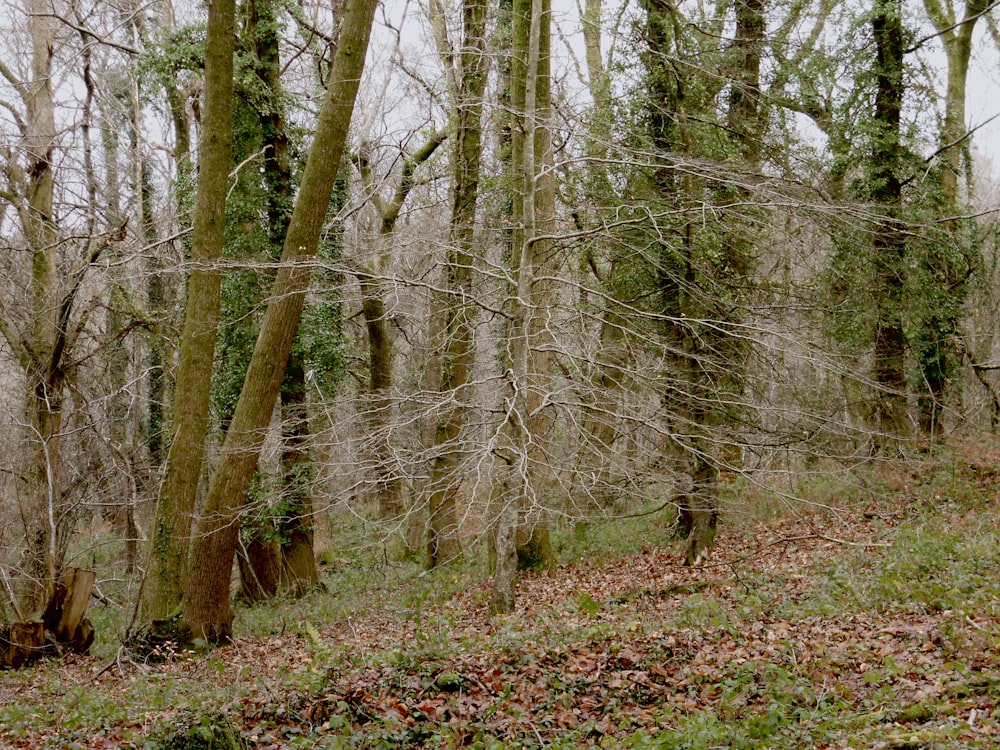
left=490, top=0, right=557, bottom=612
left=142, top=0, right=237, bottom=623
left=0, top=0, right=140, bottom=618
left=911, top=0, right=990, bottom=435
left=353, top=129, right=448, bottom=525
left=425, top=0, right=488, bottom=568
left=633, top=0, right=762, bottom=566
left=219, top=0, right=341, bottom=601
left=572, top=0, right=630, bottom=519
left=179, top=0, right=380, bottom=642
left=868, top=0, right=909, bottom=447
left=4, top=0, right=61, bottom=618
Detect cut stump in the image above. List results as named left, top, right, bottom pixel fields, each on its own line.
left=43, top=567, right=96, bottom=654
left=2, top=567, right=96, bottom=668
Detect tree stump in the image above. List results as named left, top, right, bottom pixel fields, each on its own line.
left=0, top=575, right=96, bottom=666
left=31, top=567, right=96, bottom=659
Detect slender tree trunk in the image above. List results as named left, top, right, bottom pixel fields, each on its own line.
left=360, top=274, right=404, bottom=519
left=516, top=0, right=557, bottom=571
left=573, top=0, right=630, bottom=519
left=278, top=356, right=319, bottom=594
left=355, top=131, right=447, bottom=524
left=142, top=0, right=237, bottom=623
left=144, top=42, right=189, bottom=466
left=426, top=0, right=488, bottom=568
left=490, top=0, right=556, bottom=612
left=870, top=0, right=909, bottom=449
left=98, top=82, right=141, bottom=575
left=14, top=0, right=61, bottom=619
left=180, top=0, right=379, bottom=643
left=914, top=0, right=986, bottom=436
left=677, top=0, right=760, bottom=567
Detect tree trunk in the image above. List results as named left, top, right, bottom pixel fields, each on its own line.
left=870, top=0, right=909, bottom=449
left=490, top=0, right=556, bottom=612
left=15, top=0, right=61, bottom=620
left=914, top=0, right=986, bottom=436
left=517, top=0, right=557, bottom=571
left=228, top=0, right=320, bottom=601
left=354, top=131, right=447, bottom=523
left=42, top=567, right=95, bottom=652
left=641, top=0, right=760, bottom=566
left=360, top=279, right=405, bottom=519
left=426, top=0, right=488, bottom=569
left=0, top=623, right=45, bottom=669
left=180, top=0, right=380, bottom=643
left=237, top=537, right=281, bottom=602
left=727, top=0, right=764, bottom=163
left=278, top=356, right=319, bottom=594
left=573, top=0, right=629, bottom=519
left=142, top=0, right=237, bottom=622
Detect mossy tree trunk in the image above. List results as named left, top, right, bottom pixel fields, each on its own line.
left=425, top=0, right=488, bottom=569
left=180, top=0, right=379, bottom=642
left=869, top=0, right=909, bottom=449
left=640, top=0, right=761, bottom=566
left=914, top=0, right=986, bottom=437
left=490, top=0, right=557, bottom=612
left=142, top=0, right=237, bottom=622
left=233, top=0, right=321, bottom=600
left=278, top=355, right=319, bottom=594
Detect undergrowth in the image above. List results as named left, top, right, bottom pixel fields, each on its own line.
left=1, top=445, right=998, bottom=748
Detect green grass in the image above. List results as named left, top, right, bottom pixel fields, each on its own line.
left=3, top=448, right=1000, bottom=748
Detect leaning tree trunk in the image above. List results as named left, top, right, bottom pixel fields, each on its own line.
left=180, top=0, right=380, bottom=643
left=235, top=0, right=322, bottom=600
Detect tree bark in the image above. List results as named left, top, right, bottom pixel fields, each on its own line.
left=426, top=0, right=488, bottom=569
left=870, top=0, right=909, bottom=449
left=490, top=0, right=556, bottom=612
left=180, top=0, right=380, bottom=643
left=142, top=0, right=237, bottom=622
left=914, top=0, right=986, bottom=436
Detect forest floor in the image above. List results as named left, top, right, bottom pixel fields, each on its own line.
left=1, top=444, right=999, bottom=748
